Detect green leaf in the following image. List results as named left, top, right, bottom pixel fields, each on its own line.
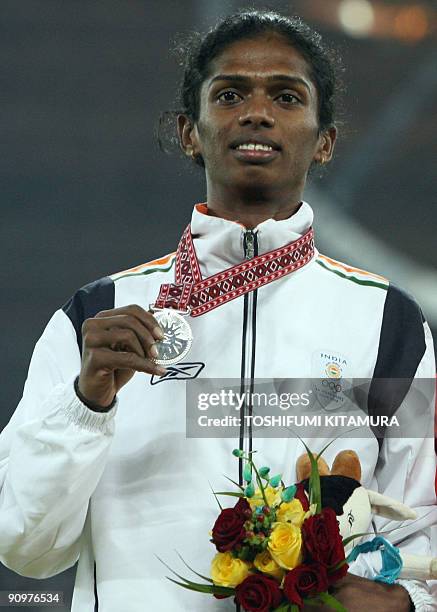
left=342, top=531, right=374, bottom=548
left=316, top=592, right=347, bottom=612
left=284, top=426, right=361, bottom=514
left=251, top=460, right=269, bottom=507
left=156, top=555, right=216, bottom=591
left=251, top=461, right=269, bottom=507
left=208, top=481, right=222, bottom=510
left=303, top=596, right=324, bottom=607
left=298, top=438, right=321, bottom=514
left=222, top=475, right=244, bottom=490
left=174, top=551, right=213, bottom=583
left=329, top=558, right=349, bottom=573
left=213, top=491, right=245, bottom=498
left=314, top=428, right=361, bottom=465
left=237, top=546, right=256, bottom=562
left=166, top=577, right=234, bottom=596
left=272, top=602, right=294, bottom=612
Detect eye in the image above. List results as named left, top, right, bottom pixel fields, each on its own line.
left=277, top=92, right=301, bottom=105
left=216, top=90, right=243, bottom=104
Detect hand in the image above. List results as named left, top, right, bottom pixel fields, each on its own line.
left=78, top=304, right=166, bottom=409
left=303, top=574, right=411, bottom=612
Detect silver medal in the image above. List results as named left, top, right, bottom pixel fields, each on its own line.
left=151, top=308, right=193, bottom=366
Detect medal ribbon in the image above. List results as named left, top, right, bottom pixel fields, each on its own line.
left=154, top=225, right=315, bottom=317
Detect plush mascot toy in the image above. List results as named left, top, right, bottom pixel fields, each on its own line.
left=296, top=449, right=437, bottom=581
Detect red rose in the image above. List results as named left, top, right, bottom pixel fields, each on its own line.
left=234, top=497, right=252, bottom=520
left=295, top=482, right=310, bottom=511
left=236, top=574, right=283, bottom=612
left=301, top=508, right=348, bottom=583
left=283, top=563, right=329, bottom=607
left=212, top=498, right=251, bottom=552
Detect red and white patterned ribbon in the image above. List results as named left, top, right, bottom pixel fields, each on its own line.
left=154, top=225, right=315, bottom=317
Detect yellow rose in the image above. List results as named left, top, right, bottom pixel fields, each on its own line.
left=249, top=485, right=283, bottom=510
left=267, top=522, right=303, bottom=570
left=211, top=552, right=252, bottom=587
left=254, top=550, right=284, bottom=581
left=276, top=499, right=305, bottom=527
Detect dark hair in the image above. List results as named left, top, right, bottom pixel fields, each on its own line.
left=158, top=9, right=343, bottom=167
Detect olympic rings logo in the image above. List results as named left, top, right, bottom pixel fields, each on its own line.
left=322, top=379, right=342, bottom=393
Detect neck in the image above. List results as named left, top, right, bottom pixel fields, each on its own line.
left=205, top=184, right=303, bottom=229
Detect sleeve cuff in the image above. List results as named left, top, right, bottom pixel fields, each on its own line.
left=74, top=375, right=117, bottom=412
left=397, top=579, right=436, bottom=612
left=56, top=377, right=118, bottom=434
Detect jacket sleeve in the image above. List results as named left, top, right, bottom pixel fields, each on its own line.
left=0, top=307, right=117, bottom=579
left=349, top=285, right=437, bottom=611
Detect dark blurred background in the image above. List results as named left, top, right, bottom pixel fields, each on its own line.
left=1, top=0, right=436, bottom=608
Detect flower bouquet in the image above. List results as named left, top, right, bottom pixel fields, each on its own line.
left=163, top=445, right=360, bottom=612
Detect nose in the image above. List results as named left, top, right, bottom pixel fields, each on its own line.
left=238, top=96, right=275, bottom=128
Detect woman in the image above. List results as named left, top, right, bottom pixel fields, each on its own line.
left=0, top=10, right=435, bottom=612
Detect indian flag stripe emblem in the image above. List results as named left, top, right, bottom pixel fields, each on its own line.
left=316, top=254, right=389, bottom=290
left=111, top=252, right=176, bottom=281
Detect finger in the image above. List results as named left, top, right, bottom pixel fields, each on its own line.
left=84, top=315, right=160, bottom=360
left=95, top=304, right=164, bottom=340
left=86, top=327, right=148, bottom=359
left=89, top=347, right=166, bottom=377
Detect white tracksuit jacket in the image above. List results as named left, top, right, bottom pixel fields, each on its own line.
left=0, top=202, right=436, bottom=611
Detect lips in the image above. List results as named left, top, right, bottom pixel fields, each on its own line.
left=230, top=137, right=281, bottom=151
left=230, top=138, right=281, bottom=164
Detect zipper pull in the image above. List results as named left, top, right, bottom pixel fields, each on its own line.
left=243, top=230, right=256, bottom=260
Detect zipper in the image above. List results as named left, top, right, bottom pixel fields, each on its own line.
left=238, top=230, right=258, bottom=484
left=244, top=230, right=256, bottom=259
left=236, top=230, right=258, bottom=612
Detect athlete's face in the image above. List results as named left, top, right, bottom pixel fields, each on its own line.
left=178, top=34, right=336, bottom=198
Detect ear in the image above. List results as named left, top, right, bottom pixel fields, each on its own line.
left=296, top=452, right=330, bottom=481
left=331, top=450, right=362, bottom=482
left=367, top=489, right=417, bottom=521
left=313, top=126, right=337, bottom=165
left=177, top=114, right=200, bottom=159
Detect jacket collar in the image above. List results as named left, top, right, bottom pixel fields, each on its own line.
left=190, top=201, right=314, bottom=278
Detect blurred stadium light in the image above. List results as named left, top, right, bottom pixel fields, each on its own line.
left=338, top=0, right=375, bottom=37
left=298, top=0, right=436, bottom=41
